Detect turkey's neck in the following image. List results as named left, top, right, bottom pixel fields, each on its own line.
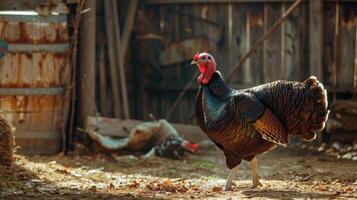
left=203, top=71, right=234, bottom=99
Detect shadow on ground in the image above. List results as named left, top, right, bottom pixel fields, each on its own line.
left=242, top=189, right=336, bottom=200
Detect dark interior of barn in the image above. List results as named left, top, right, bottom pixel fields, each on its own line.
left=0, top=0, right=356, bottom=199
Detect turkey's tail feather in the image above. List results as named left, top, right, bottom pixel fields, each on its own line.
left=249, top=76, right=329, bottom=142
left=301, top=76, right=329, bottom=141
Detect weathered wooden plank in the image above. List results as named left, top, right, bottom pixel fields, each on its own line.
left=159, top=37, right=209, bottom=66
left=203, top=4, right=224, bottom=73
left=103, top=0, right=121, bottom=118
left=228, top=3, right=233, bottom=69
left=298, top=2, right=309, bottom=79
left=0, top=87, right=63, bottom=95
left=0, top=52, right=68, bottom=87
left=135, top=5, right=160, bottom=120
left=179, top=4, right=194, bottom=40
left=0, top=95, right=67, bottom=113
left=309, top=0, right=323, bottom=80
left=249, top=3, right=264, bottom=83
left=283, top=2, right=302, bottom=80
left=337, top=3, right=356, bottom=88
left=280, top=3, right=286, bottom=79
left=78, top=0, right=96, bottom=127
left=98, top=37, right=109, bottom=117
left=0, top=19, right=68, bottom=44
left=354, top=25, right=357, bottom=94
left=2, top=112, right=59, bottom=132
left=324, top=2, right=336, bottom=86
left=262, top=3, right=268, bottom=82
left=159, top=4, right=178, bottom=84
left=114, top=0, right=134, bottom=119
left=0, top=0, right=68, bottom=14
left=208, top=4, right=228, bottom=75
left=265, top=3, right=282, bottom=81
left=0, top=20, right=68, bottom=44
left=232, top=3, right=248, bottom=83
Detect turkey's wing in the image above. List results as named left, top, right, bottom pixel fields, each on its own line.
left=234, top=92, right=288, bottom=146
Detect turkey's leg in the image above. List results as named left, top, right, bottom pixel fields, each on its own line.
left=250, top=156, right=262, bottom=188
left=225, top=165, right=239, bottom=190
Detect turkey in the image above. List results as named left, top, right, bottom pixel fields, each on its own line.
left=192, top=52, right=329, bottom=190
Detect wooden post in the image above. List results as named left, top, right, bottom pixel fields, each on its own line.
left=98, top=37, right=109, bottom=116
left=262, top=3, right=268, bottom=83
left=79, top=0, right=96, bottom=127
left=243, top=11, right=252, bottom=84
left=116, top=0, right=138, bottom=119
left=354, top=26, right=357, bottom=97
left=227, top=3, right=233, bottom=70
left=332, top=2, right=339, bottom=104
left=280, top=3, right=286, bottom=79
left=309, top=0, right=323, bottom=80
left=104, top=0, right=122, bottom=118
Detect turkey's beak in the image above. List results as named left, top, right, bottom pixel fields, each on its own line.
left=191, top=60, right=197, bottom=65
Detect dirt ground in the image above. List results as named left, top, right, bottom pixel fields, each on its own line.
left=0, top=146, right=356, bottom=200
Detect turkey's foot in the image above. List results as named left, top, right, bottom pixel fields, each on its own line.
left=250, top=156, right=262, bottom=189
left=224, top=166, right=239, bottom=191
left=225, top=180, right=235, bottom=191
left=250, top=179, right=263, bottom=189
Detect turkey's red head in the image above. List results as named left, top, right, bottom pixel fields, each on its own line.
left=191, top=52, right=216, bottom=84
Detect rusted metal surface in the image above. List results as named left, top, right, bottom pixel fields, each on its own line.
left=0, top=0, right=68, bottom=14
left=0, top=95, right=64, bottom=112
left=8, top=43, right=69, bottom=52
left=0, top=14, right=67, bottom=23
left=0, top=16, right=68, bottom=44
left=0, top=14, right=70, bottom=155
left=0, top=87, right=64, bottom=95
left=159, top=36, right=210, bottom=66
left=0, top=52, right=69, bottom=87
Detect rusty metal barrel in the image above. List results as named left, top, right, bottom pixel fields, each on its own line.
left=0, top=12, right=71, bottom=154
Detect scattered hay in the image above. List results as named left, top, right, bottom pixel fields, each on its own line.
left=0, top=114, right=14, bottom=166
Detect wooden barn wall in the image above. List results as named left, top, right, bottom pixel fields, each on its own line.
left=134, top=1, right=356, bottom=124
left=138, top=3, right=308, bottom=123
left=324, top=2, right=357, bottom=90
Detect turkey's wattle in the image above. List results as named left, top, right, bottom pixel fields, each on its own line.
left=192, top=52, right=329, bottom=190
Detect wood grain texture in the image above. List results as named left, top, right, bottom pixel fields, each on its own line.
left=0, top=14, right=70, bottom=155
left=309, top=0, right=323, bottom=80
left=78, top=0, right=96, bottom=127
left=337, top=3, right=356, bottom=88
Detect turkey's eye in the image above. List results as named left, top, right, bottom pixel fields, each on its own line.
left=202, top=56, right=206, bottom=60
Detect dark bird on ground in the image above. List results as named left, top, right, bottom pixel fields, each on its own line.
left=192, top=52, right=329, bottom=190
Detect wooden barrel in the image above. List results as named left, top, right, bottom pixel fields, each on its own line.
left=0, top=12, right=71, bottom=155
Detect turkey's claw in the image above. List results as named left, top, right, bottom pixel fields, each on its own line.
left=251, top=180, right=263, bottom=189
left=225, top=181, right=234, bottom=191
left=225, top=166, right=239, bottom=191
